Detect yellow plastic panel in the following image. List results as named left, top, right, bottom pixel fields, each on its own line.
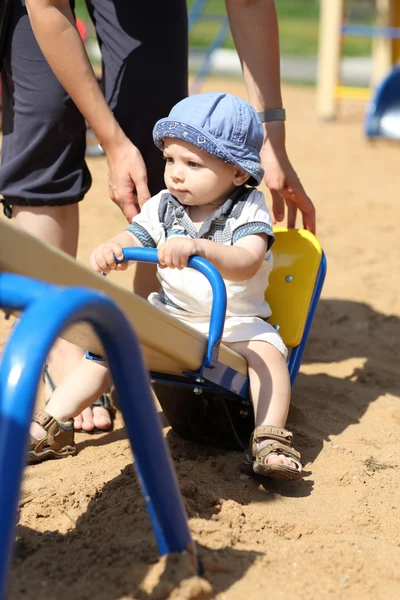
left=265, top=228, right=322, bottom=348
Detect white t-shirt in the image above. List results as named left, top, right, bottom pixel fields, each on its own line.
left=126, top=187, right=274, bottom=320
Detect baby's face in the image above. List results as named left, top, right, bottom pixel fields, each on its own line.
left=162, top=138, right=247, bottom=207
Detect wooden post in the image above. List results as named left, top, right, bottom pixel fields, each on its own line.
left=316, top=0, right=344, bottom=120
left=372, top=0, right=395, bottom=85
left=392, top=0, right=400, bottom=64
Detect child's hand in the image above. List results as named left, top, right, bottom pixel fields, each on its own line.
left=158, top=238, right=204, bottom=269
left=89, top=241, right=129, bottom=274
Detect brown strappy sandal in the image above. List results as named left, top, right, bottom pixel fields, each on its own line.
left=249, top=425, right=302, bottom=481
left=27, top=410, right=76, bottom=464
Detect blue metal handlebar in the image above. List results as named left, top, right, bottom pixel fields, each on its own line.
left=119, top=247, right=227, bottom=369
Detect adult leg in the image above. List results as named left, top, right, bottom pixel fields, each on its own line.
left=0, top=3, right=90, bottom=207
left=87, top=0, right=188, bottom=297
left=0, top=1, right=100, bottom=425
left=12, top=204, right=79, bottom=257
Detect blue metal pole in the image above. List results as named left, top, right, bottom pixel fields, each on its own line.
left=190, top=16, right=230, bottom=94
left=288, top=252, right=327, bottom=385
left=0, top=274, right=196, bottom=599
left=341, top=25, right=400, bottom=39
left=188, top=0, right=208, bottom=32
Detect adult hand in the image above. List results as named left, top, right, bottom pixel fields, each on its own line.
left=105, top=135, right=151, bottom=222
left=260, top=124, right=316, bottom=234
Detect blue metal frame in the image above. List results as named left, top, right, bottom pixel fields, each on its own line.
left=287, top=252, right=327, bottom=385
left=120, top=248, right=227, bottom=369
left=0, top=273, right=197, bottom=600
left=188, top=0, right=208, bottom=32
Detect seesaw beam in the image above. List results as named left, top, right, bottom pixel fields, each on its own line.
left=0, top=219, right=247, bottom=377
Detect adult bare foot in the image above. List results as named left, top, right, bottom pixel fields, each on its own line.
left=44, top=367, right=114, bottom=434
left=74, top=395, right=115, bottom=433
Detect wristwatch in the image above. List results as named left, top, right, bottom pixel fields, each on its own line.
left=257, top=108, right=286, bottom=122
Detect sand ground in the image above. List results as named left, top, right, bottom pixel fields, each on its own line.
left=1, top=78, right=400, bottom=599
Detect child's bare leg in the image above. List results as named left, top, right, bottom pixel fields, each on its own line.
left=227, top=340, right=298, bottom=471
left=13, top=205, right=111, bottom=431
left=30, top=357, right=110, bottom=440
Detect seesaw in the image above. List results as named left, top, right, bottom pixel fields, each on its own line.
left=0, top=219, right=204, bottom=597
left=0, top=218, right=326, bottom=450
left=0, top=218, right=325, bottom=597
left=0, top=219, right=246, bottom=377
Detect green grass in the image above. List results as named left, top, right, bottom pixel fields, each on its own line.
left=75, top=0, right=374, bottom=57
left=74, top=0, right=88, bottom=21
left=188, top=0, right=373, bottom=57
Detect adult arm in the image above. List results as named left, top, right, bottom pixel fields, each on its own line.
left=225, top=0, right=316, bottom=233
left=25, top=0, right=150, bottom=220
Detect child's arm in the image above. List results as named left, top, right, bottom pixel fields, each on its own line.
left=90, top=193, right=166, bottom=273
left=158, top=234, right=268, bottom=282
left=89, top=230, right=142, bottom=274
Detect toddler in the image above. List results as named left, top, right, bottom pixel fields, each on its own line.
left=28, top=92, right=302, bottom=480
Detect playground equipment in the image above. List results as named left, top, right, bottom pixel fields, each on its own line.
left=317, top=0, right=400, bottom=124
left=188, top=0, right=231, bottom=94
left=364, top=62, right=400, bottom=137
left=0, top=247, right=199, bottom=600
left=148, top=229, right=326, bottom=450
left=0, top=219, right=326, bottom=596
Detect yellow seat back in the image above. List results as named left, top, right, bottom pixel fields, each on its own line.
left=265, top=228, right=323, bottom=348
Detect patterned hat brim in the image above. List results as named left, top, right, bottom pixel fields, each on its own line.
left=153, top=120, right=264, bottom=186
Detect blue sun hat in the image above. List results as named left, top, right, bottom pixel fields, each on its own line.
left=153, top=92, right=264, bottom=186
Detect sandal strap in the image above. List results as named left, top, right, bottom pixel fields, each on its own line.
left=249, top=425, right=301, bottom=462
left=255, top=440, right=301, bottom=464
left=32, top=410, right=55, bottom=429
left=29, top=411, right=74, bottom=453
left=253, top=425, right=293, bottom=443
left=91, top=393, right=116, bottom=417
left=42, top=365, right=56, bottom=394
left=251, top=425, right=293, bottom=457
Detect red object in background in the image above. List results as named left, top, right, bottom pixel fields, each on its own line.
left=0, top=19, right=87, bottom=100
left=76, top=17, right=87, bottom=43
left=0, top=18, right=87, bottom=127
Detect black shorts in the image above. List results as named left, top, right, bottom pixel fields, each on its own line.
left=0, top=0, right=188, bottom=208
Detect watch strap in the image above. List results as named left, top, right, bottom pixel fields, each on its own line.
left=257, top=108, right=286, bottom=122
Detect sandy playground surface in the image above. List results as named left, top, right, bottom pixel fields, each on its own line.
left=1, top=78, right=400, bottom=599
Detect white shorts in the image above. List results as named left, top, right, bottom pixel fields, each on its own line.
left=148, top=294, right=288, bottom=360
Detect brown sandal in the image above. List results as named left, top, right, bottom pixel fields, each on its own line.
left=249, top=425, right=302, bottom=481
left=27, top=410, right=76, bottom=464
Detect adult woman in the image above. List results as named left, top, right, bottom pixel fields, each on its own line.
left=0, top=0, right=315, bottom=431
